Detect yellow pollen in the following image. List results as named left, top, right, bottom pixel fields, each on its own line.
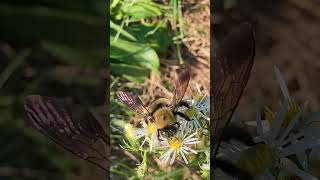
left=169, top=137, right=182, bottom=150
left=124, top=123, right=135, bottom=140
left=146, top=122, right=158, bottom=134
left=265, top=100, right=300, bottom=128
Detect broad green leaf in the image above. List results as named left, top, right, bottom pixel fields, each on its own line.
left=118, top=1, right=163, bottom=21
left=110, top=36, right=159, bottom=71
left=125, top=22, right=171, bottom=54
left=110, top=63, right=149, bottom=78
left=123, top=75, right=147, bottom=83
left=110, top=20, right=137, bottom=41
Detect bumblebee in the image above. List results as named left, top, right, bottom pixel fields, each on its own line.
left=117, top=68, right=191, bottom=140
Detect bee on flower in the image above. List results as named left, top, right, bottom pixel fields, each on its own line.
left=118, top=69, right=208, bottom=171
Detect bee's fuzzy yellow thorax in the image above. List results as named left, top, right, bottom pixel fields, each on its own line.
left=153, top=108, right=175, bottom=129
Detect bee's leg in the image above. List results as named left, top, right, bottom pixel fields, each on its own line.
left=144, top=114, right=155, bottom=123
left=174, top=122, right=180, bottom=129
left=157, top=130, right=163, bottom=142
left=144, top=116, right=149, bottom=123
left=175, top=111, right=191, bottom=121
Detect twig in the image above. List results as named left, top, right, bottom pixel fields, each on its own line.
left=122, top=149, right=141, bottom=164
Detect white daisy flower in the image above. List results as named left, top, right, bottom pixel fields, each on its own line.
left=159, top=131, right=200, bottom=165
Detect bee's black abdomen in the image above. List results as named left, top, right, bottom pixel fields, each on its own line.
left=176, top=101, right=190, bottom=108
left=175, top=111, right=191, bottom=121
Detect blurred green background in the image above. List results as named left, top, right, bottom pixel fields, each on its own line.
left=0, top=0, right=107, bottom=179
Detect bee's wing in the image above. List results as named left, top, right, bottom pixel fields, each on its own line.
left=171, top=68, right=191, bottom=108
left=117, top=91, right=149, bottom=115
left=24, top=95, right=109, bottom=173
left=211, top=23, right=255, bottom=158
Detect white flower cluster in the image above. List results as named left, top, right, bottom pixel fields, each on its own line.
left=124, top=84, right=210, bottom=165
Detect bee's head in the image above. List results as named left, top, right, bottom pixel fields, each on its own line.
left=160, top=123, right=179, bottom=139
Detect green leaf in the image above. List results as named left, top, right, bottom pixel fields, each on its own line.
left=125, top=22, right=172, bottom=54
left=110, top=20, right=137, bottom=41
left=123, top=75, right=147, bottom=83
left=110, top=63, right=150, bottom=82
left=110, top=0, right=121, bottom=10
left=121, top=1, right=162, bottom=21
left=110, top=36, right=159, bottom=71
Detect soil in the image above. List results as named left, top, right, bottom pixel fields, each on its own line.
left=141, top=0, right=210, bottom=106
left=214, top=0, right=320, bottom=122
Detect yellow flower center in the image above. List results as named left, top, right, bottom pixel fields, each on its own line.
left=146, top=122, right=158, bottom=134
left=169, top=137, right=182, bottom=150
left=265, top=100, right=300, bottom=127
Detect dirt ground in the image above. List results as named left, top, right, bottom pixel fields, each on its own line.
left=213, top=0, right=320, bottom=121
left=141, top=0, right=210, bottom=105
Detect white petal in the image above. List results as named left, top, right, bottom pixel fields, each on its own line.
left=180, top=147, right=189, bottom=155
left=160, top=149, right=173, bottom=165
left=170, top=150, right=177, bottom=165
left=180, top=150, right=189, bottom=164
left=134, top=128, right=147, bottom=136
left=160, top=149, right=172, bottom=159
left=184, top=140, right=201, bottom=145
left=184, top=132, right=198, bottom=141
left=184, top=138, right=199, bottom=143
left=195, top=120, right=201, bottom=129
left=164, top=150, right=172, bottom=164
left=184, top=146, right=198, bottom=154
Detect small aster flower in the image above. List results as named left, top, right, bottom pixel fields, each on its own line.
left=123, top=121, right=159, bottom=151
left=124, top=123, right=144, bottom=141
left=159, top=131, right=200, bottom=165
left=178, top=83, right=210, bottom=132
left=139, top=121, right=159, bottom=151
